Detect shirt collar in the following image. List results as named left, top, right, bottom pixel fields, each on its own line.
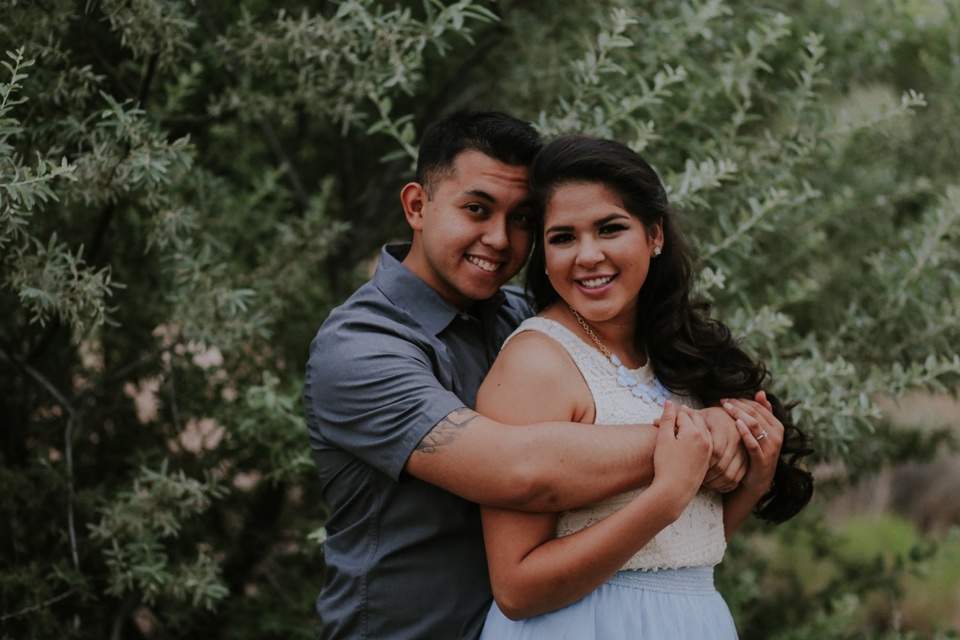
left=374, top=243, right=507, bottom=336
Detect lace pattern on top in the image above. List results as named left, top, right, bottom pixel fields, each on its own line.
left=503, top=317, right=726, bottom=571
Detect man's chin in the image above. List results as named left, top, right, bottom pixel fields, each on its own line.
left=460, top=269, right=519, bottom=301
left=466, top=282, right=508, bottom=302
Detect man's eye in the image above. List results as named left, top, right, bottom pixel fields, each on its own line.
left=510, top=212, right=533, bottom=226
left=465, top=204, right=486, bottom=214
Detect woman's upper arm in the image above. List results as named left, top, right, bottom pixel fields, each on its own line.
left=477, top=330, right=590, bottom=425
left=477, top=331, right=585, bottom=600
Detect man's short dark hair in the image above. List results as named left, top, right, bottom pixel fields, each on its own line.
left=415, top=110, right=542, bottom=196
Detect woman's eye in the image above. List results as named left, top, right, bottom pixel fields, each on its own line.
left=599, top=223, right=627, bottom=235
left=547, top=233, right=574, bottom=245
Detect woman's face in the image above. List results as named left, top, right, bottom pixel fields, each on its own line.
left=543, top=182, right=662, bottom=327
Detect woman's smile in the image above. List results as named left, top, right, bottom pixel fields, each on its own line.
left=544, top=182, right=661, bottom=327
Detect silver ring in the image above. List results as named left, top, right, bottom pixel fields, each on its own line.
left=756, top=431, right=768, bottom=441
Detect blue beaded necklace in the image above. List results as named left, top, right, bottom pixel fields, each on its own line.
left=569, top=305, right=672, bottom=406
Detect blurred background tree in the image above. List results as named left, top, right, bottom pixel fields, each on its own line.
left=1, top=0, right=957, bottom=638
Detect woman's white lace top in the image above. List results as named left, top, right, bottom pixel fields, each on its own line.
left=503, top=317, right=726, bottom=571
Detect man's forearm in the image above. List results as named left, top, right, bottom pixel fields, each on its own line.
left=487, top=421, right=658, bottom=512
left=405, top=412, right=657, bottom=512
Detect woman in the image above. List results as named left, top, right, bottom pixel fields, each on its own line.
left=477, top=135, right=813, bottom=639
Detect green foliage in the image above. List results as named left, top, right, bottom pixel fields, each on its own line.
left=88, top=460, right=229, bottom=609
left=7, top=233, right=116, bottom=338
left=1, top=0, right=958, bottom=637
left=719, top=514, right=960, bottom=639
left=231, top=372, right=315, bottom=484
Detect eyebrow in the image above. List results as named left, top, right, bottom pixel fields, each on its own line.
left=465, top=188, right=496, bottom=203
left=545, top=213, right=629, bottom=234
left=464, top=189, right=536, bottom=210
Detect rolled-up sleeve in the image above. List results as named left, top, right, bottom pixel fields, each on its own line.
left=305, top=313, right=465, bottom=480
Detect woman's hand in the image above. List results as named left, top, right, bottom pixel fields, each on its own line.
left=721, top=391, right=783, bottom=498
left=654, top=405, right=748, bottom=493
left=652, top=401, right=712, bottom=511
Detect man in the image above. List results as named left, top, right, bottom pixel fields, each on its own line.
left=304, top=111, right=746, bottom=639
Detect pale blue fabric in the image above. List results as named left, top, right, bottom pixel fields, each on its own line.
left=480, top=566, right=738, bottom=640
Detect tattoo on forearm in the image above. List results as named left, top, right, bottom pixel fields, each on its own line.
left=416, top=408, right=478, bottom=454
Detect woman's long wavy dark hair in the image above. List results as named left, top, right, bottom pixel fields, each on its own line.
left=526, top=135, right=813, bottom=523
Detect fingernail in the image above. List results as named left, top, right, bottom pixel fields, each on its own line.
left=663, top=400, right=672, bottom=410
left=724, top=403, right=734, bottom=410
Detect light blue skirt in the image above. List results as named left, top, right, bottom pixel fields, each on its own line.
left=479, top=566, right=738, bottom=640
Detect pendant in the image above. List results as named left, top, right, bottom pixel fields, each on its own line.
left=611, top=354, right=671, bottom=406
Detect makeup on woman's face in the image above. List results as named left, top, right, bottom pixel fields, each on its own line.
left=543, top=182, right=661, bottom=326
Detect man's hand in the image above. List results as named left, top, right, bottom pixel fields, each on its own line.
left=697, top=406, right=748, bottom=492
left=655, top=405, right=747, bottom=492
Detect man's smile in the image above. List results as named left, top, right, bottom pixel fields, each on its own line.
left=466, top=254, right=502, bottom=272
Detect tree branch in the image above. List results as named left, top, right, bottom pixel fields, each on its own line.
left=0, top=347, right=81, bottom=570
left=419, top=25, right=510, bottom=129
left=166, top=353, right=182, bottom=432
left=137, top=53, right=160, bottom=107
left=65, top=413, right=80, bottom=570
left=197, top=5, right=312, bottom=213
left=109, top=594, right=142, bottom=640
left=0, top=589, right=77, bottom=623
left=71, top=346, right=173, bottom=404
left=257, top=118, right=312, bottom=212
left=0, top=348, right=76, bottom=412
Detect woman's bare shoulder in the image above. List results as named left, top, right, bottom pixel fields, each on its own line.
left=508, top=326, right=575, bottom=364
left=478, top=326, right=593, bottom=424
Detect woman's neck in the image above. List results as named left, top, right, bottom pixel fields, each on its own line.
left=544, top=303, right=645, bottom=367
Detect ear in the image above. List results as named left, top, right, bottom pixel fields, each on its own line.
left=649, top=220, right=664, bottom=249
left=400, top=182, right=427, bottom=232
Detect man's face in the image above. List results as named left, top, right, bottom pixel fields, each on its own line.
left=402, top=151, right=534, bottom=310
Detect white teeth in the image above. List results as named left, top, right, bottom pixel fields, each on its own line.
left=466, top=255, right=499, bottom=272
left=580, top=276, right=613, bottom=288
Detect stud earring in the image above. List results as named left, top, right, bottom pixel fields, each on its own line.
left=653, top=246, right=662, bottom=257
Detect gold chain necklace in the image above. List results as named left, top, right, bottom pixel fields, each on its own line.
left=567, top=304, right=672, bottom=406
left=568, top=305, right=612, bottom=359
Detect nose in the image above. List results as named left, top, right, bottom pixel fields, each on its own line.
left=576, top=237, right=604, bottom=268
left=481, top=216, right=509, bottom=251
